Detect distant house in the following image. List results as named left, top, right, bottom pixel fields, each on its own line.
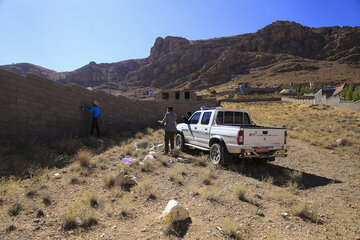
left=279, top=89, right=297, bottom=95
left=154, top=90, right=199, bottom=101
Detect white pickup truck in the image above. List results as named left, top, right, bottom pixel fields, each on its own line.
left=175, top=107, right=287, bottom=164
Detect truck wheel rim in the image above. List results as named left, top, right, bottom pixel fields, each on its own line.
left=211, top=145, right=221, bottom=164
left=175, top=135, right=181, bottom=148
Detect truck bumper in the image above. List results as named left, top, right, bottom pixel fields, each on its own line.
left=238, top=149, right=287, bottom=158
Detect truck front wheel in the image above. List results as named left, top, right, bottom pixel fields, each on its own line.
left=210, top=143, right=225, bottom=165
left=175, top=133, right=187, bottom=151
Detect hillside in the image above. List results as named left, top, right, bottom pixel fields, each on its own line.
left=1, top=21, right=360, bottom=95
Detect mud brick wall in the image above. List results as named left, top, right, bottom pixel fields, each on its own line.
left=0, top=69, right=217, bottom=142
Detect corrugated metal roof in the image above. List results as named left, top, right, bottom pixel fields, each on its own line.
left=332, top=83, right=346, bottom=96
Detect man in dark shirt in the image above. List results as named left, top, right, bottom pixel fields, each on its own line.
left=82, top=100, right=102, bottom=138
left=160, top=106, right=177, bottom=154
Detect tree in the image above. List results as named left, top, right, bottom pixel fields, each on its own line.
left=345, top=84, right=355, bottom=101
left=352, top=86, right=360, bottom=101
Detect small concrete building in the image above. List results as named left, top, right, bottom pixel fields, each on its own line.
left=154, top=90, right=198, bottom=101
left=314, top=88, right=337, bottom=104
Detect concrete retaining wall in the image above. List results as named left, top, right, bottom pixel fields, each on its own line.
left=281, top=97, right=315, bottom=105
left=0, top=69, right=217, bottom=142
left=325, top=95, right=360, bottom=112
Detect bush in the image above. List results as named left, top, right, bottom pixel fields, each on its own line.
left=291, top=201, right=318, bottom=222
left=221, top=219, right=240, bottom=239
left=345, top=84, right=355, bottom=100
left=234, top=185, right=246, bottom=201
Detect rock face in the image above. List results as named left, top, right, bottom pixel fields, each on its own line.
left=1, top=21, right=359, bottom=90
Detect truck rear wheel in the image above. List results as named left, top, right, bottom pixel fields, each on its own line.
left=210, top=143, right=225, bottom=165
left=175, top=133, right=187, bottom=151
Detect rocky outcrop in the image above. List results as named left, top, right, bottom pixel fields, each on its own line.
left=1, top=21, right=359, bottom=90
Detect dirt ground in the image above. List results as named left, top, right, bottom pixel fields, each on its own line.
left=0, top=102, right=359, bottom=240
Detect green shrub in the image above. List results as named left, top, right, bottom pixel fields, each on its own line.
left=352, top=86, right=360, bottom=101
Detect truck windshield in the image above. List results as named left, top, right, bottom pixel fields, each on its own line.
left=216, top=111, right=251, bottom=125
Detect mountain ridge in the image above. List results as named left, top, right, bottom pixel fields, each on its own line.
left=1, top=21, right=359, bottom=94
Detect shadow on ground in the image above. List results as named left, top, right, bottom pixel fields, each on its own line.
left=223, top=159, right=342, bottom=189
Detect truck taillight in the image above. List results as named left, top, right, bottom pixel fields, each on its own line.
left=284, top=130, right=287, bottom=144
left=237, top=130, right=244, bottom=145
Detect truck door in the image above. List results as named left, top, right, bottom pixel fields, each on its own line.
left=197, top=111, right=212, bottom=147
left=185, top=112, right=202, bottom=144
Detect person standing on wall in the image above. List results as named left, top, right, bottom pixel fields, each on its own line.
left=81, top=100, right=102, bottom=138
left=159, top=106, right=177, bottom=154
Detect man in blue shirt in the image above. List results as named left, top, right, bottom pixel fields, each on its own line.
left=82, top=100, right=102, bottom=138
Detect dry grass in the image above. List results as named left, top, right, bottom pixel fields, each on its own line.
left=61, top=197, right=97, bottom=230
left=191, top=154, right=209, bottom=167
left=138, top=178, right=157, bottom=199
left=54, top=138, right=81, bottom=155
left=223, top=102, right=360, bottom=155
left=76, top=149, right=93, bottom=168
left=167, top=165, right=185, bottom=185
left=234, top=185, right=246, bottom=201
left=221, top=219, right=240, bottom=239
left=157, top=154, right=169, bottom=167
left=116, top=195, right=133, bottom=219
left=171, top=148, right=181, bottom=158
left=104, top=173, right=115, bottom=188
left=136, top=139, right=149, bottom=149
left=200, top=169, right=216, bottom=185
left=40, top=190, right=51, bottom=206
left=7, top=201, right=22, bottom=217
left=291, top=201, right=318, bottom=223
left=202, top=186, right=220, bottom=202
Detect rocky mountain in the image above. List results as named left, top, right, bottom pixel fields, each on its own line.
left=0, top=63, right=66, bottom=81
left=1, top=21, right=359, bottom=92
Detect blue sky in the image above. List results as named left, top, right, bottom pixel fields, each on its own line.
left=0, top=0, right=359, bottom=72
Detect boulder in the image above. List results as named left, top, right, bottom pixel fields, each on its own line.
left=114, top=171, right=137, bottom=186
left=160, top=200, right=189, bottom=222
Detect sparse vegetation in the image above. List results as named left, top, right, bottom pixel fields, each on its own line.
left=291, top=201, right=318, bottom=223
left=200, top=169, right=215, bottom=185
left=234, top=185, right=246, bottom=201
left=171, top=148, right=181, bottom=158
left=168, top=165, right=185, bottom=185
left=192, top=154, right=208, bottom=167
left=61, top=198, right=97, bottom=230
left=140, top=159, right=154, bottom=172
left=138, top=178, right=157, bottom=199
left=202, top=186, right=220, bottom=202
left=104, top=173, right=115, bottom=188
left=221, top=219, right=240, bottom=239
left=40, top=190, right=51, bottom=206
left=76, top=149, right=93, bottom=168
left=7, top=201, right=22, bottom=217
left=136, top=139, right=149, bottom=149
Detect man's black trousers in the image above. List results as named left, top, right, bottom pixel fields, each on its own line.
left=90, top=117, right=100, bottom=138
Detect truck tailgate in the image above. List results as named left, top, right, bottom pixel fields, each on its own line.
left=243, top=128, right=285, bottom=147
